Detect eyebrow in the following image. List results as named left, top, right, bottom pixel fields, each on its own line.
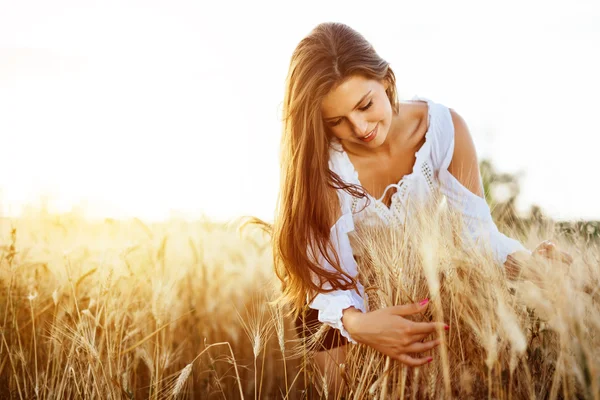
left=324, top=90, right=372, bottom=121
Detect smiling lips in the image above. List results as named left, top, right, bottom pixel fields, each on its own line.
left=359, top=124, right=378, bottom=142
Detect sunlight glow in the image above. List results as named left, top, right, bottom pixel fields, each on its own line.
left=1, top=0, right=598, bottom=222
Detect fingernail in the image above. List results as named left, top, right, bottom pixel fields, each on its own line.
left=419, top=298, right=429, bottom=306
left=427, top=357, right=433, bottom=363
left=444, top=325, right=450, bottom=331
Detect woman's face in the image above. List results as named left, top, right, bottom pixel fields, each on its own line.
left=321, top=74, right=393, bottom=149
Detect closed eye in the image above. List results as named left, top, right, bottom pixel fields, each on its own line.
left=359, top=100, right=373, bottom=111
left=328, top=100, right=373, bottom=127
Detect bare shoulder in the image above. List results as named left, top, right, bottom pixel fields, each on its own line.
left=399, top=100, right=430, bottom=145
left=448, top=108, right=469, bottom=139
left=448, top=108, right=476, bottom=160
left=446, top=108, right=484, bottom=198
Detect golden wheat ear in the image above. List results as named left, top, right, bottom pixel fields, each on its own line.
left=337, top=193, right=600, bottom=398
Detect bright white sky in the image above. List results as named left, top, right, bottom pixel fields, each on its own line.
left=0, top=0, right=598, bottom=223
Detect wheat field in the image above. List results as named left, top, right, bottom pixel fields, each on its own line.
left=0, top=202, right=599, bottom=399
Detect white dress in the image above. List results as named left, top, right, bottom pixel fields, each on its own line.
left=308, top=96, right=530, bottom=344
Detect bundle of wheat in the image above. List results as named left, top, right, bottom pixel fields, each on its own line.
left=303, top=192, right=599, bottom=399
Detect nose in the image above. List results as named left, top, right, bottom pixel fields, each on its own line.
left=348, top=114, right=369, bottom=137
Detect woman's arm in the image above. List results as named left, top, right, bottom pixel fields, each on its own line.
left=309, top=194, right=446, bottom=365
left=442, top=108, right=572, bottom=273
left=442, top=108, right=531, bottom=268
left=307, top=211, right=368, bottom=344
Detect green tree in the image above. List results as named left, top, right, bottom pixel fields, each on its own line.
left=479, top=159, right=527, bottom=234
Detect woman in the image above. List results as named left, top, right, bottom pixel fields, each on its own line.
left=267, top=21, right=573, bottom=388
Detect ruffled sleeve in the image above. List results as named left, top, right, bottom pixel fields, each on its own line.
left=307, top=192, right=368, bottom=344
left=431, top=104, right=532, bottom=265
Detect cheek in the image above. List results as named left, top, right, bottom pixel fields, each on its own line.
left=372, top=106, right=390, bottom=125
left=327, top=122, right=354, bottom=140
left=328, top=126, right=347, bottom=140
left=373, top=99, right=390, bottom=118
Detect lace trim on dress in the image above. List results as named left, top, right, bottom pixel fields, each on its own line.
left=330, top=96, right=435, bottom=224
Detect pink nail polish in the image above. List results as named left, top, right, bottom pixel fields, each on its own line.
left=427, top=357, right=433, bottom=363
left=444, top=325, right=450, bottom=331
left=419, top=298, right=429, bottom=306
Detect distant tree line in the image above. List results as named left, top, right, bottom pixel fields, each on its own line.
left=480, top=159, right=599, bottom=245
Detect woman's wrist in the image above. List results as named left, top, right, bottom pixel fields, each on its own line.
left=341, top=306, right=364, bottom=337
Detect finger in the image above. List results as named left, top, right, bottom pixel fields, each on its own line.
left=536, top=245, right=553, bottom=255
left=411, top=328, right=447, bottom=343
left=390, top=299, right=430, bottom=316
left=412, top=331, right=433, bottom=342
left=534, top=242, right=547, bottom=252
left=541, top=246, right=564, bottom=259
left=534, top=249, right=549, bottom=257
left=397, top=354, right=433, bottom=367
left=537, top=248, right=572, bottom=265
left=533, top=249, right=548, bottom=257
left=404, top=338, right=442, bottom=354
left=536, top=241, right=555, bottom=252
left=561, top=251, right=574, bottom=265
left=534, top=248, right=556, bottom=261
left=409, top=321, right=448, bottom=335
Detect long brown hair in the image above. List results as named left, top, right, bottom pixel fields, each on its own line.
left=247, top=22, right=400, bottom=318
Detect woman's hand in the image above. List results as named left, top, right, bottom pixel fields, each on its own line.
left=532, top=239, right=573, bottom=266
left=342, top=299, right=447, bottom=366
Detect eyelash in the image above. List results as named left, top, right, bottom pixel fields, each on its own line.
left=329, top=100, right=373, bottom=127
